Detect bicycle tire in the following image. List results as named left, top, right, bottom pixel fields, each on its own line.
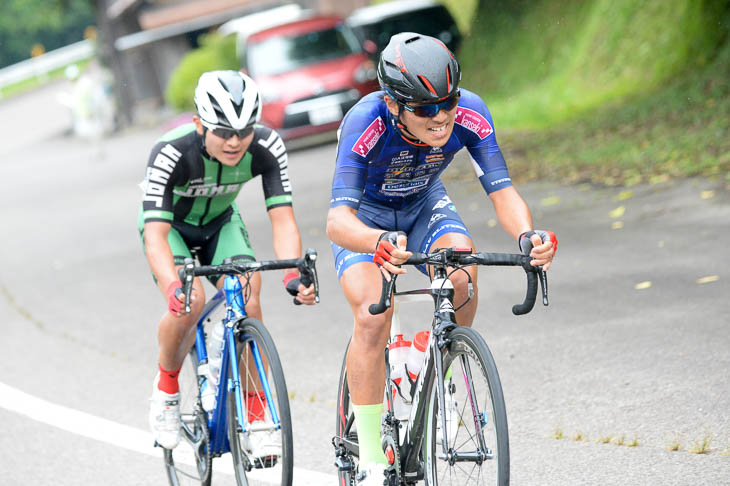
left=228, top=317, right=293, bottom=486
left=334, top=339, right=358, bottom=486
left=423, top=326, right=509, bottom=486
left=164, top=344, right=213, bottom=486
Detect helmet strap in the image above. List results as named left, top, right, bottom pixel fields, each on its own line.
left=395, top=105, right=428, bottom=147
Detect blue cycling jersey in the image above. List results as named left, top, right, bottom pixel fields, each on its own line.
left=330, top=89, right=513, bottom=211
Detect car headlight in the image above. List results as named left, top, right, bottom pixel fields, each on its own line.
left=353, top=59, right=377, bottom=84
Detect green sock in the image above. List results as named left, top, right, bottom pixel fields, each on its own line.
left=353, top=403, right=388, bottom=466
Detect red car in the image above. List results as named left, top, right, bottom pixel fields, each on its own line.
left=242, top=15, right=379, bottom=141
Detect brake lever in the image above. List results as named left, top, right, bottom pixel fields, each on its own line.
left=295, top=248, right=319, bottom=305
left=182, top=257, right=195, bottom=314
left=539, top=269, right=549, bottom=306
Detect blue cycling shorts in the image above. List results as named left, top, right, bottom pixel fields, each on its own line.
left=331, top=181, right=471, bottom=279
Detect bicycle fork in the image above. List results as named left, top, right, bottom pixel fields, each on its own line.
left=223, top=276, right=281, bottom=436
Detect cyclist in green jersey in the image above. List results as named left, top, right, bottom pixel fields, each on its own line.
left=139, top=70, right=316, bottom=452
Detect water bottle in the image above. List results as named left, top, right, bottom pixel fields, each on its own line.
left=388, top=334, right=412, bottom=421
left=204, top=320, right=226, bottom=410
left=407, top=331, right=430, bottom=382
left=198, top=362, right=216, bottom=412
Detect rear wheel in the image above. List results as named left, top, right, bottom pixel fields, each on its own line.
left=228, top=317, right=293, bottom=486
left=164, top=343, right=212, bottom=486
left=423, top=326, right=509, bottom=486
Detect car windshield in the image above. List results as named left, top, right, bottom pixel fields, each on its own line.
left=247, top=25, right=359, bottom=76
left=358, top=8, right=450, bottom=51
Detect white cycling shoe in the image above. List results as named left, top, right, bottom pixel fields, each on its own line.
left=149, top=373, right=181, bottom=449
left=356, top=462, right=389, bottom=486
left=436, top=388, right=460, bottom=446
left=244, top=422, right=282, bottom=468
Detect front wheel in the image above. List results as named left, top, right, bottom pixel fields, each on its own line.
left=423, top=326, right=509, bottom=486
left=334, top=339, right=358, bottom=486
left=164, top=343, right=212, bottom=486
left=228, top=318, right=293, bottom=486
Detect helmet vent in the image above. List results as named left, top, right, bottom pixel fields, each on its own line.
left=404, top=35, right=420, bottom=44
left=417, top=75, right=438, bottom=97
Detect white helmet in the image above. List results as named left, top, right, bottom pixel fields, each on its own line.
left=194, top=70, right=261, bottom=130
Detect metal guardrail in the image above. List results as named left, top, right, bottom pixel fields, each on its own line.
left=0, top=40, right=94, bottom=91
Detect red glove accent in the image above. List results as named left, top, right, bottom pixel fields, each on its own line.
left=373, top=240, right=396, bottom=267
left=166, top=281, right=183, bottom=315
left=519, top=230, right=558, bottom=255
left=283, top=271, right=298, bottom=287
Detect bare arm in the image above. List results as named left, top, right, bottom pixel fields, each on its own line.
left=489, top=186, right=555, bottom=269
left=488, top=186, right=533, bottom=240
left=268, top=206, right=302, bottom=260
left=268, top=206, right=316, bottom=304
left=326, top=205, right=387, bottom=254
left=143, top=221, right=178, bottom=296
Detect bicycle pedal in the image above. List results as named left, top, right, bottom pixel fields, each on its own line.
left=252, top=455, right=278, bottom=469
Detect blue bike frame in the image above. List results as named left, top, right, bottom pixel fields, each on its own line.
left=193, top=275, right=281, bottom=456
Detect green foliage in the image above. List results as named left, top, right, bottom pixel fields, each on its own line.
left=0, top=0, right=95, bottom=67
left=454, top=0, right=730, bottom=185
left=164, top=34, right=238, bottom=112
left=463, top=0, right=727, bottom=128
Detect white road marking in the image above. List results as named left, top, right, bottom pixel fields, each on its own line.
left=0, top=382, right=337, bottom=485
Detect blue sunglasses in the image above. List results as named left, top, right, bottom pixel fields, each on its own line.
left=398, top=90, right=460, bottom=118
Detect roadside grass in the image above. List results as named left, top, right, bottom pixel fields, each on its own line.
left=689, top=435, right=713, bottom=454
left=667, top=440, right=681, bottom=452
left=456, top=0, right=729, bottom=186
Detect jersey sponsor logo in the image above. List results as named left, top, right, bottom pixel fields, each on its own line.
left=432, top=195, right=453, bottom=210
left=428, top=213, right=447, bottom=228
left=331, top=195, right=361, bottom=205
left=258, top=130, right=292, bottom=192
left=400, top=150, right=409, bottom=156
left=381, top=177, right=429, bottom=195
left=143, top=143, right=182, bottom=208
left=174, top=183, right=243, bottom=198
left=490, top=177, right=512, bottom=186
left=352, top=116, right=385, bottom=157
left=455, top=107, right=493, bottom=140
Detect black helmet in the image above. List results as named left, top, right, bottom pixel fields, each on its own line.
left=377, top=32, right=460, bottom=103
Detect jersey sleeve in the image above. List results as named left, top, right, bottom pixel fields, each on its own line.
left=140, top=140, right=186, bottom=223
left=330, top=100, right=387, bottom=209
left=249, top=126, right=293, bottom=210
left=456, top=91, right=513, bottom=195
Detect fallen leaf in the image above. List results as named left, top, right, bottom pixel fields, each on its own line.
left=612, top=221, right=624, bottom=229
left=615, top=190, right=634, bottom=201
left=487, top=218, right=498, bottom=228
left=609, top=206, right=626, bottom=218
left=635, top=281, right=652, bottom=290
left=700, top=190, right=715, bottom=200
left=696, top=275, right=719, bottom=284
left=541, top=195, right=561, bottom=206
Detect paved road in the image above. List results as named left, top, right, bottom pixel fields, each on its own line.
left=1, top=83, right=728, bottom=485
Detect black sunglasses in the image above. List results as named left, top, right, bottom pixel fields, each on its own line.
left=399, top=91, right=460, bottom=118
left=207, top=125, right=255, bottom=140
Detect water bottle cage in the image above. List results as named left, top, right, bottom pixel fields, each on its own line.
left=391, top=364, right=414, bottom=404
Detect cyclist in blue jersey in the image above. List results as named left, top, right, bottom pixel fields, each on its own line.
left=140, top=71, right=316, bottom=453
left=326, top=33, right=557, bottom=485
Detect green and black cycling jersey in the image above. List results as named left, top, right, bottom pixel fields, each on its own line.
left=139, top=122, right=292, bottom=227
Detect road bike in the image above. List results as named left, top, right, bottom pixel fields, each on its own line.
left=333, top=247, right=548, bottom=485
left=162, top=249, right=320, bottom=486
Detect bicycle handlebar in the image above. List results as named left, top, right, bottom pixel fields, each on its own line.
left=368, top=248, right=548, bottom=316
left=178, top=248, right=320, bottom=313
